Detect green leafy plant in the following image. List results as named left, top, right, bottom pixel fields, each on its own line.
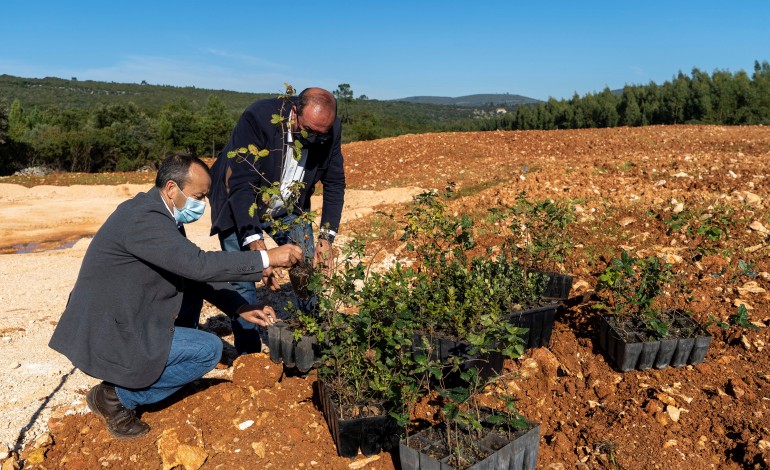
left=487, top=191, right=576, bottom=273
left=436, top=368, right=487, bottom=466
left=225, top=84, right=319, bottom=259
left=424, top=365, right=529, bottom=468
left=662, top=203, right=740, bottom=254
left=400, top=186, right=539, bottom=358
left=707, top=304, right=762, bottom=331
left=735, top=259, right=758, bottom=279
left=316, top=186, right=537, bottom=440
left=225, top=83, right=337, bottom=250
left=317, top=256, right=424, bottom=427
left=595, top=250, right=675, bottom=339
left=730, top=304, right=761, bottom=330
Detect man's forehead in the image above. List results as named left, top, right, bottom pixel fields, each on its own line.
left=304, top=108, right=334, bottom=131
left=187, top=165, right=211, bottom=190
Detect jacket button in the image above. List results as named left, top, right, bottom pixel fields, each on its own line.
left=169, top=327, right=175, bottom=333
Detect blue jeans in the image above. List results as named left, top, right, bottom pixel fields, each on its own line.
left=218, top=214, right=315, bottom=354
left=115, top=327, right=221, bottom=409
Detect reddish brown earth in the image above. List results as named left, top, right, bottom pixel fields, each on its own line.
left=7, top=125, right=770, bottom=469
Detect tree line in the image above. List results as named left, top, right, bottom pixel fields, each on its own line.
left=0, top=79, right=482, bottom=175
left=0, top=61, right=768, bottom=176
left=475, top=61, right=770, bottom=131
left=0, top=95, right=236, bottom=175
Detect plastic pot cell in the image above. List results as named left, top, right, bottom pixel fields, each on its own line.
left=266, top=323, right=319, bottom=373
left=506, top=303, right=559, bottom=349
left=598, top=314, right=713, bottom=372
left=539, top=271, right=574, bottom=300
left=399, top=411, right=540, bottom=470
left=316, top=381, right=401, bottom=458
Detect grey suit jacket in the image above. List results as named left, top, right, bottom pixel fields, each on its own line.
left=49, top=187, right=266, bottom=388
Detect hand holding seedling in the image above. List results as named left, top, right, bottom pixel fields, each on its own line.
left=261, top=267, right=286, bottom=291
left=236, top=304, right=278, bottom=327
left=267, top=244, right=303, bottom=268
left=313, top=239, right=335, bottom=274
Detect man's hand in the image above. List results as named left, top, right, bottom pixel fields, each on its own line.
left=266, top=244, right=303, bottom=268
left=313, top=239, right=335, bottom=273
left=248, top=239, right=267, bottom=251
left=261, top=267, right=285, bottom=291
left=236, top=304, right=278, bottom=327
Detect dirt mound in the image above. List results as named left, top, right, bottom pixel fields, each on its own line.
left=30, top=354, right=390, bottom=469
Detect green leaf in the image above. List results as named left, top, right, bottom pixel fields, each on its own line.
left=270, top=114, right=284, bottom=124
left=485, top=414, right=506, bottom=425
left=710, top=267, right=727, bottom=278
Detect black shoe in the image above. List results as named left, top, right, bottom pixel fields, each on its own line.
left=86, top=383, right=150, bottom=439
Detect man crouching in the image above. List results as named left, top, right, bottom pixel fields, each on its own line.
left=49, top=154, right=302, bottom=438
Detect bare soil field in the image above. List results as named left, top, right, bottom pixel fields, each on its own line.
left=2, top=125, right=769, bottom=469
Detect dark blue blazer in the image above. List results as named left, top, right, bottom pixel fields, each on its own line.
left=209, top=97, right=346, bottom=242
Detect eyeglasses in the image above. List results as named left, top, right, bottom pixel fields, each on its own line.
left=295, top=114, right=332, bottom=144
left=173, top=181, right=207, bottom=201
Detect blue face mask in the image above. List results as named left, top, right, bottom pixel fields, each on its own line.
left=172, top=184, right=206, bottom=224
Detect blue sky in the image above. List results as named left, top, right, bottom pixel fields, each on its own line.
left=2, top=1, right=768, bottom=101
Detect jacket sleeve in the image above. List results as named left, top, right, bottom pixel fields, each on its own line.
left=319, top=120, right=346, bottom=235
left=124, top=203, right=265, bottom=283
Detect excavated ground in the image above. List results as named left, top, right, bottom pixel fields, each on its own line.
left=2, top=125, right=769, bottom=469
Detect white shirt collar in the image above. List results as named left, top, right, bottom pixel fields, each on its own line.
left=287, top=109, right=294, bottom=143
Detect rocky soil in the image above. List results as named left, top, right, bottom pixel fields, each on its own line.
left=2, top=125, right=769, bottom=469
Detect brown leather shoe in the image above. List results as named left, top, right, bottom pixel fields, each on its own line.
left=86, top=383, right=150, bottom=439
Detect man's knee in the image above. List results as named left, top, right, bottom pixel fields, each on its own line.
left=199, top=333, right=223, bottom=369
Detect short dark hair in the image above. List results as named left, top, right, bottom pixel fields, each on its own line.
left=155, top=154, right=210, bottom=189
left=297, top=88, right=337, bottom=118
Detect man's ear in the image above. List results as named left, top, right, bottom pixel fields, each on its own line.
left=162, top=180, right=178, bottom=203
left=290, top=106, right=298, bottom=129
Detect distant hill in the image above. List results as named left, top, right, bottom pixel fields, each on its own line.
left=0, top=74, right=510, bottom=171
left=0, top=74, right=273, bottom=114
left=394, top=93, right=542, bottom=107
left=0, top=75, right=533, bottom=118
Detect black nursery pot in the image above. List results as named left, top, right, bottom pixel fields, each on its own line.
left=539, top=271, right=574, bottom=300
left=316, top=381, right=401, bottom=458
left=506, top=303, right=560, bottom=350
left=598, top=314, right=713, bottom=372
left=399, top=410, right=540, bottom=470
left=266, top=322, right=319, bottom=373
